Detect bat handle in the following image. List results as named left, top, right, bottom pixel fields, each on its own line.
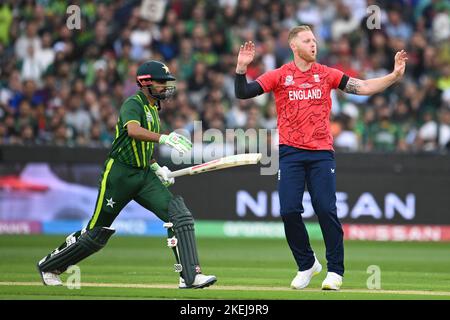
left=167, top=167, right=191, bottom=178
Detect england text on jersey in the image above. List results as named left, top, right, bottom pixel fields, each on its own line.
left=288, top=89, right=322, bottom=100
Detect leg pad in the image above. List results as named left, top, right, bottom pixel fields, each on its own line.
left=38, top=227, right=115, bottom=273
left=168, top=196, right=201, bottom=286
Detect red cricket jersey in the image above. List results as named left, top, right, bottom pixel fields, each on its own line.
left=256, top=62, right=344, bottom=151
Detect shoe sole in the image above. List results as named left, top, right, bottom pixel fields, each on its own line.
left=179, top=277, right=217, bottom=289
left=322, top=283, right=341, bottom=291
left=321, top=286, right=340, bottom=290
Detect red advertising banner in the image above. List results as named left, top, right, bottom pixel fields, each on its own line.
left=343, top=224, right=450, bottom=241
left=0, top=220, right=42, bottom=234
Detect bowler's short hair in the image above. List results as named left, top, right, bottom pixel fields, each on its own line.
left=288, top=25, right=312, bottom=43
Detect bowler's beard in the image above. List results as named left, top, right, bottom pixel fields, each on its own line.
left=297, top=49, right=316, bottom=62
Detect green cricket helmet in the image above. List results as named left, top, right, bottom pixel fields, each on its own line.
left=136, top=60, right=176, bottom=100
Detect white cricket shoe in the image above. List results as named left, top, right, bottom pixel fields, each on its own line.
left=321, top=272, right=343, bottom=290
left=37, top=262, right=62, bottom=286
left=39, top=271, right=63, bottom=286
left=290, top=259, right=322, bottom=289
left=179, top=274, right=217, bottom=289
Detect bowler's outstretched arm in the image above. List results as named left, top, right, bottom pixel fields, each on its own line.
left=342, top=50, right=408, bottom=95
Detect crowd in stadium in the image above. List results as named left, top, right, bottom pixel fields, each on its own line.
left=0, top=0, right=449, bottom=153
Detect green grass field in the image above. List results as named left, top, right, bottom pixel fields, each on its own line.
left=1, top=235, right=450, bottom=300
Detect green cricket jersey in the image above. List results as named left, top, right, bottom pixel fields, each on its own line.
left=109, top=91, right=160, bottom=168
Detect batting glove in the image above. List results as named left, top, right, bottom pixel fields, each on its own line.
left=159, top=132, right=192, bottom=154
left=151, top=162, right=175, bottom=187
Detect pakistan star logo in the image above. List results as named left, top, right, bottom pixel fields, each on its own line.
left=162, top=64, right=170, bottom=74
left=106, top=197, right=115, bottom=208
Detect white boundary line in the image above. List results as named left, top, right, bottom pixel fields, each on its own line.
left=1, top=282, right=450, bottom=297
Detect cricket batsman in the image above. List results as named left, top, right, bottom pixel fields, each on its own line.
left=235, top=25, right=407, bottom=290
left=37, top=60, right=217, bottom=289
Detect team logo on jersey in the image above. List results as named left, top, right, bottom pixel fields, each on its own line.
left=284, top=75, right=295, bottom=86
left=313, top=74, right=320, bottom=82
left=146, top=111, right=153, bottom=123
left=106, top=197, right=115, bottom=208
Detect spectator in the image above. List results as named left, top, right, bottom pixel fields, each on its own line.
left=65, top=95, right=92, bottom=141
left=37, top=32, right=56, bottom=72
left=53, top=123, right=71, bottom=147
left=88, top=122, right=104, bottom=148
left=260, top=38, right=277, bottom=72
left=227, top=99, right=251, bottom=129
left=193, top=36, right=219, bottom=66
left=154, top=25, right=178, bottom=61
left=274, top=27, right=292, bottom=66
left=420, top=76, right=443, bottom=116
left=14, top=21, right=41, bottom=61
left=16, top=100, right=36, bottom=132
left=416, top=107, right=450, bottom=152
left=416, top=109, right=439, bottom=151
left=392, top=100, right=417, bottom=149
left=9, top=79, right=43, bottom=112
left=19, top=45, right=46, bottom=84
left=0, top=2, right=13, bottom=46
left=260, top=100, right=277, bottom=130
left=433, top=5, right=450, bottom=43
left=437, top=64, right=450, bottom=103
left=296, top=0, right=321, bottom=34
left=187, top=61, right=209, bottom=107
left=281, top=2, right=299, bottom=30
left=177, top=38, right=196, bottom=80
left=0, top=122, right=7, bottom=144
left=130, top=18, right=153, bottom=61
left=19, top=124, right=35, bottom=146
left=100, top=113, right=117, bottom=147
left=367, top=103, right=406, bottom=152
left=331, top=2, right=360, bottom=41
left=385, top=9, right=413, bottom=42
left=334, top=114, right=359, bottom=152
left=438, top=107, right=450, bottom=151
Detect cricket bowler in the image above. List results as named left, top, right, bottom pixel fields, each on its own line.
left=37, top=60, right=217, bottom=289
left=234, top=25, right=407, bottom=290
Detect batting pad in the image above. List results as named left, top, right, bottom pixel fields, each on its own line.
left=38, top=227, right=115, bottom=274
left=168, top=196, right=201, bottom=286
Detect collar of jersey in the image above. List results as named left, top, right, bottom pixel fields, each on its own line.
left=290, top=61, right=317, bottom=74
left=136, top=90, right=158, bottom=110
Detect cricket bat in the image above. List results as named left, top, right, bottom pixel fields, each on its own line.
left=167, top=153, right=262, bottom=178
